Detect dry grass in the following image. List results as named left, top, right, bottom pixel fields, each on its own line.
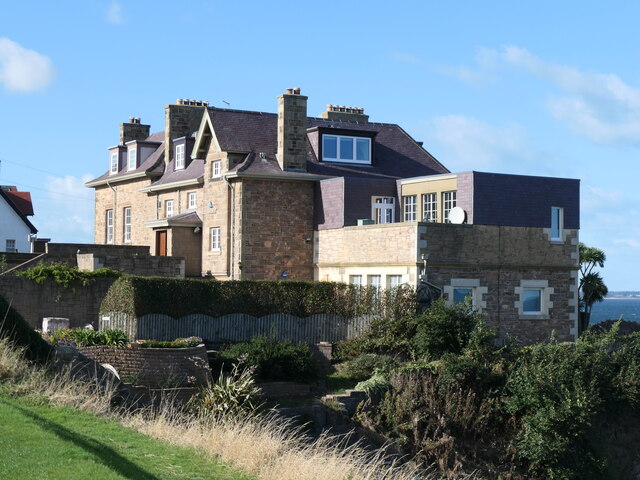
left=0, top=337, right=479, bottom=480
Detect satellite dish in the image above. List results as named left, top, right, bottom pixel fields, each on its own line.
left=449, top=207, right=466, bottom=224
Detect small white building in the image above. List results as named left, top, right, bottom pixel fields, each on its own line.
left=0, top=186, right=37, bottom=253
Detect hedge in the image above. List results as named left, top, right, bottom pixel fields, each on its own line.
left=100, top=277, right=418, bottom=319
left=0, top=293, right=54, bottom=363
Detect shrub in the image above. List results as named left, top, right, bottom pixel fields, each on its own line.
left=140, top=337, right=202, bottom=348
left=0, top=293, right=53, bottom=363
left=42, top=328, right=128, bottom=347
left=337, top=353, right=400, bottom=381
left=412, top=299, right=478, bottom=360
left=17, top=262, right=121, bottom=291
left=187, top=362, right=261, bottom=420
left=213, top=337, right=318, bottom=383
left=100, top=276, right=418, bottom=320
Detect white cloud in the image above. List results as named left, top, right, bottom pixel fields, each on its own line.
left=613, top=238, right=640, bottom=249
left=34, top=174, right=94, bottom=242
left=581, top=184, right=625, bottom=212
left=390, top=51, right=422, bottom=65
left=106, top=1, right=124, bottom=25
left=433, top=47, right=498, bottom=87
left=423, top=115, right=531, bottom=171
left=500, top=45, right=640, bottom=144
left=0, top=38, right=55, bottom=92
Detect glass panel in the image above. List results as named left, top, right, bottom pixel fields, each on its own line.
left=523, top=289, right=541, bottom=312
left=323, top=136, right=337, bottom=159
left=349, top=275, right=362, bottom=286
left=339, top=137, right=353, bottom=160
left=551, top=207, right=561, bottom=239
left=356, top=138, right=369, bottom=161
left=453, top=288, right=472, bottom=304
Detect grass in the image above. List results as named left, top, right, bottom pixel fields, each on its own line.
left=325, top=371, right=360, bottom=395
left=0, top=395, right=251, bottom=480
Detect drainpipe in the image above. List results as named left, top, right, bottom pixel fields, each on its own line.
left=225, top=175, right=235, bottom=279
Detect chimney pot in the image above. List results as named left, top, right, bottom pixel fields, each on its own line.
left=204, top=101, right=209, bottom=107
left=129, top=116, right=134, bottom=123
left=285, top=88, right=293, bottom=94
left=176, top=99, right=181, bottom=105
left=293, top=87, right=301, bottom=95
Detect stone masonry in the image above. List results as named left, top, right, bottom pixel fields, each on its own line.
left=277, top=89, right=308, bottom=171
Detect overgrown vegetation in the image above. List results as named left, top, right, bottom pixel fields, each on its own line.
left=343, top=300, right=640, bottom=479
left=100, top=276, right=417, bottom=319
left=16, top=261, right=121, bottom=291
left=41, top=328, right=128, bottom=347
left=140, top=336, right=202, bottom=348
left=211, top=337, right=318, bottom=383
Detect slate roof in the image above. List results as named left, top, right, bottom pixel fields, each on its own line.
left=0, top=187, right=37, bottom=234
left=207, top=107, right=449, bottom=180
left=86, top=131, right=165, bottom=185
left=148, top=159, right=204, bottom=187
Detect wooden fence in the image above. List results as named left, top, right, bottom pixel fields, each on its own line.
left=99, top=312, right=374, bottom=343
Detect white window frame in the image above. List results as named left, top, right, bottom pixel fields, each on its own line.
left=442, top=191, right=457, bottom=223
left=550, top=206, right=563, bottom=241
left=210, top=227, right=221, bottom=251
left=322, top=134, right=372, bottom=165
left=444, top=279, right=488, bottom=311
left=349, top=275, right=363, bottom=287
left=166, top=200, right=174, bottom=218
left=372, top=197, right=395, bottom=224
left=422, top=192, right=437, bottom=222
left=123, top=207, right=131, bottom=243
left=128, top=148, right=137, bottom=171
left=387, top=274, right=403, bottom=289
left=188, top=192, right=197, bottom=210
left=106, top=210, right=113, bottom=244
left=212, top=160, right=222, bottom=178
left=5, top=239, right=16, bottom=252
left=175, top=144, right=185, bottom=170
left=515, top=279, right=554, bottom=319
left=403, top=195, right=417, bottom=222
left=110, top=152, right=118, bottom=174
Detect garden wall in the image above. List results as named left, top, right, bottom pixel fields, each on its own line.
left=78, top=344, right=212, bottom=388
left=0, top=276, right=116, bottom=330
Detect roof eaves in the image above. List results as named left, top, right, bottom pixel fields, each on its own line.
left=139, top=176, right=204, bottom=193
left=0, top=189, right=37, bottom=234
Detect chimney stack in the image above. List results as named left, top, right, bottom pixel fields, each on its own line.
left=120, top=117, right=150, bottom=144
left=277, top=87, right=308, bottom=171
left=321, top=104, right=369, bottom=123
left=164, top=98, right=208, bottom=165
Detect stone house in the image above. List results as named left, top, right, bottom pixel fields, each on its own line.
left=86, top=88, right=580, bottom=343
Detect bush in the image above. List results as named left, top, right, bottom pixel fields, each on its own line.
left=412, top=299, right=478, bottom=360
left=100, top=276, right=418, bottom=320
left=188, top=362, right=261, bottom=421
left=17, top=262, right=121, bottom=290
left=42, top=328, right=128, bottom=348
left=0, top=293, right=53, bottom=363
left=337, top=353, right=400, bottom=381
left=140, top=337, right=202, bottom=348
left=213, top=337, right=318, bottom=383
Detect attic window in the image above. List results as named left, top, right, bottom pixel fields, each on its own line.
left=322, top=134, right=371, bottom=164
left=175, top=144, right=185, bottom=170
left=128, top=148, right=137, bottom=171
left=110, top=152, right=118, bottom=174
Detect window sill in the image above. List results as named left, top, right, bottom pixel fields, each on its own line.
left=519, top=314, right=550, bottom=320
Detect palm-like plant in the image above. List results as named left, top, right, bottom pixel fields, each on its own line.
left=578, top=243, right=608, bottom=334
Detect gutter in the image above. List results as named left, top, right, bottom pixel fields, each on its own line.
left=139, top=177, right=204, bottom=193
left=223, top=171, right=331, bottom=182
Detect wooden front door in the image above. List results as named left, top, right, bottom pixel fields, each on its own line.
left=156, top=230, right=167, bottom=256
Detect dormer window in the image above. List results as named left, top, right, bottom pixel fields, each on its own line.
left=175, top=144, right=185, bottom=170
left=110, top=152, right=118, bottom=174
left=128, top=148, right=137, bottom=171
left=322, top=134, right=371, bottom=164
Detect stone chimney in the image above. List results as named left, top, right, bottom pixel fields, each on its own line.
left=120, top=117, right=150, bottom=144
left=164, top=99, right=208, bottom=165
left=277, top=87, right=308, bottom=171
left=320, top=104, right=369, bottom=123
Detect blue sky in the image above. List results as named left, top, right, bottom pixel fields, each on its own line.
left=1, top=1, right=639, bottom=290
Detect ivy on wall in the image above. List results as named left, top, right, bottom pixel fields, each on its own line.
left=100, top=277, right=418, bottom=320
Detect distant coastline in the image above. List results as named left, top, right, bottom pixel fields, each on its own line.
left=605, top=291, right=640, bottom=299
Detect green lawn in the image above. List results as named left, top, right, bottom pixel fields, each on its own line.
left=0, top=395, right=254, bottom=480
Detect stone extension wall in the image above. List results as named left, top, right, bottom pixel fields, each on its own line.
left=77, top=253, right=185, bottom=278
left=238, top=179, right=315, bottom=280
left=78, top=344, right=212, bottom=388
left=0, top=276, right=115, bottom=329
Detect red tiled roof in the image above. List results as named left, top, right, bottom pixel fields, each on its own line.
left=1, top=188, right=34, bottom=216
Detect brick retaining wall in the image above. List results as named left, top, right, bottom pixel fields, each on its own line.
left=77, top=344, right=212, bottom=388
